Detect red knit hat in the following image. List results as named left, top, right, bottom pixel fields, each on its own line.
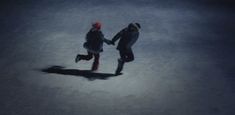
left=92, top=22, right=101, bottom=30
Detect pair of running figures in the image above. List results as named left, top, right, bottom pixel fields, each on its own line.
left=75, top=22, right=141, bottom=76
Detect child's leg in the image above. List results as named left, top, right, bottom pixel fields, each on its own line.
left=78, top=51, right=93, bottom=60
left=76, top=51, right=93, bottom=63
left=91, top=53, right=100, bottom=71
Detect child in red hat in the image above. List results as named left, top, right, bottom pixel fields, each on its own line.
left=75, top=22, right=112, bottom=71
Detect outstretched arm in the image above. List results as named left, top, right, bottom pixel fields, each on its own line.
left=99, top=31, right=112, bottom=45
left=111, top=29, right=125, bottom=44
left=103, top=38, right=112, bottom=45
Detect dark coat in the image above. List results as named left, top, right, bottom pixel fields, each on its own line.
left=83, top=28, right=109, bottom=54
left=111, top=28, right=139, bottom=51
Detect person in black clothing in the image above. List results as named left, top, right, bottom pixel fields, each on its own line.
left=75, top=22, right=111, bottom=71
left=110, top=23, right=141, bottom=75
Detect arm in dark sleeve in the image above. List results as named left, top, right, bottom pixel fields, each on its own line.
left=99, top=31, right=111, bottom=44
left=103, top=38, right=112, bottom=44
left=111, top=29, right=125, bottom=43
left=126, top=32, right=139, bottom=49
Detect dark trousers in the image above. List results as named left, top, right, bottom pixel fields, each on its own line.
left=78, top=51, right=100, bottom=70
left=115, top=49, right=134, bottom=74
left=119, top=49, right=134, bottom=62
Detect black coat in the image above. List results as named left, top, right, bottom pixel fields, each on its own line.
left=111, top=28, right=139, bottom=51
left=83, top=29, right=109, bottom=53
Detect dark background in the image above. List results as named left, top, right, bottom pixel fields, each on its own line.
left=0, top=0, right=235, bottom=115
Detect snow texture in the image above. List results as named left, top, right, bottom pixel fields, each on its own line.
left=0, top=0, right=235, bottom=115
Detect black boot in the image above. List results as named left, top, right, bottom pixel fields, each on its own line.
left=115, top=59, right=124, bottom=76
left=75, top=54, right=81, bottom=63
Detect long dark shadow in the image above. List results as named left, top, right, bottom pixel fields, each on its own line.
left=41, top=66, right=116, bottom=81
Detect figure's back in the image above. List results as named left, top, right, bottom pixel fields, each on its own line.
left=85, top=29, right=104, bottom=52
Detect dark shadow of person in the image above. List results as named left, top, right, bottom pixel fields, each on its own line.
left=41, top=66, right=115, bottom=81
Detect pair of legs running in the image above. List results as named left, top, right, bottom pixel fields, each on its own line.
left=76, top=49, right=134, bottom=75
left=75, top=51, right=99, bottom=71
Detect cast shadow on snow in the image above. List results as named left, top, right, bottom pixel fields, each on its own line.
left=41, top=66, right=116, bottom=81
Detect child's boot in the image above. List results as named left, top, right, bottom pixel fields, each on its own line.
left=91, top=61, right=99, bottom=71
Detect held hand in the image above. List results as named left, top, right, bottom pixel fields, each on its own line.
left=110, top=40, right=115, bottom=45
left=106, top=41, right=111, bottom=45
left=105, top=39, right=111, bottom=45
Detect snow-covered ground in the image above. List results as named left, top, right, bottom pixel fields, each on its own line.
left=0, top=0, right=235, bottom=115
